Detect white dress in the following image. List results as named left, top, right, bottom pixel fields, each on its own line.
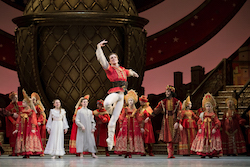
left=44, top=108, right=69, bottom=156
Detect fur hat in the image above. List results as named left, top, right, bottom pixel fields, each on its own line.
left=139, top=95, right=148, bottom=102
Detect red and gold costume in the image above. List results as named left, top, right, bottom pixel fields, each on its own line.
left=151, top=85, right=181, bottom=158
left=69, top=106, right=81, bottom=155
left=178, top=96, right=198, bottom=155
left=114, top=90, right=145, bottom=157
left=93, top=101, right=110, bottom=147
left=191, top=93, right=222, bottom=157
left=5, top=92, right=23, bottom=155
left=15, top=108, right=43, bottom=156
left=93, top=100, right=112, bottom=156
left=15, top=90, right=43, bottom=156
left=31, top=92, right=47, bottom=150
left=105, top=65, right=130, bottom=94
left=138, top=95, right=155, bottom=156
left=221, top=97, right=246, bottom=155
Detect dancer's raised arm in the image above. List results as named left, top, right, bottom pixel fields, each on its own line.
left=96, top=40, right=109, bottom=70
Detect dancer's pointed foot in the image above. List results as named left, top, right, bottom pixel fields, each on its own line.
left=106, top=138, right=114, bottom=151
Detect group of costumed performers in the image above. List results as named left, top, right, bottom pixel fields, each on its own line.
left=1, top=39, right=250, bottom=159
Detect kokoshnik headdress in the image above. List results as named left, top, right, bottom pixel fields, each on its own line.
left=202, top=92, right=216, bottom=109
left=22, top=89, right=37, bottom=113
left=182, top=96, right=191, bottom=110
left=125, top=89, right=138, bottom=104
left=225, top=97, right=237, bottom=105
left=31, top=92, right=45, bottom=111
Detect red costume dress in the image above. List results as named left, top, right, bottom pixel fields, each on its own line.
left=114, top=107, right=145, bottom=155
left=69, top=107, right=81, bottom=155
left=138, top=102, right=155, bottom=155
left=35, top=105, right=47, bottom=150
left=5, top=101, right=23, bottom=154
left=93, top=108, right=110, bottom=147
left=191, top=112, right=222, bottom=157
left=178, top=109, right=198, bottom=155
left=152, top=97, right=181, bottom=158
left=221, top=110, right=246, bottom=155
left=15, top=108, right=43, bottom=155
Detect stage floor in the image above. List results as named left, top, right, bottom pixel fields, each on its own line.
left=0, top=155, right=249, bottom=167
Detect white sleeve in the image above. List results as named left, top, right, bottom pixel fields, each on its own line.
left=75, top=110, right=84, bottom=128
left=46, top=109, right=53, bottom=130
left=62, top=109, right=69, bottom=129
left=96, top=45, right=109, bottom=70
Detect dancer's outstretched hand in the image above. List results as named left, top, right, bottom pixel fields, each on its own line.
left=97, top=40, right=108, bottom=47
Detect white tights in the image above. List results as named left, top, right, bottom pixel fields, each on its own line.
left=104, top=92, right=124, bottom=128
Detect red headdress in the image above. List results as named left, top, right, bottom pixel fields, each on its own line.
left=139, top=95, right=148, bottom=102
left=97, top=99, right=104, bottom=106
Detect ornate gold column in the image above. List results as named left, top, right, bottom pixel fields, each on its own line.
left=13, top=0, right=148, bottom=117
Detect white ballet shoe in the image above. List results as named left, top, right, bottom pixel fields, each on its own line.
left=106, top=137, right=114, bottom=151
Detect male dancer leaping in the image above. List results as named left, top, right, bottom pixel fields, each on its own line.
left=95, top=40, right=139, bottom=150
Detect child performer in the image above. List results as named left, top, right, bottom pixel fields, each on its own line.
left=44, top=99, right=69, bottom=158
left=191, top=93, right=222, bottom=158
left=138, top=95, right=155, bottom=156
left=114, top=90, right=145, bottom=158
left=13, top=89, right=43, bottom=158
left=178, top=96, right=198, bottom=155
left=75, top=95, right=98, bottom=158
left=31, top=92, right=47, bottom=156
left=93, top=99, right=111, bottom=156
left=221, top=97, right=246, bottom=155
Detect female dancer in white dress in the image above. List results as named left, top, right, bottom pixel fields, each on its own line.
left=44, top=99, right=69, bottom=158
